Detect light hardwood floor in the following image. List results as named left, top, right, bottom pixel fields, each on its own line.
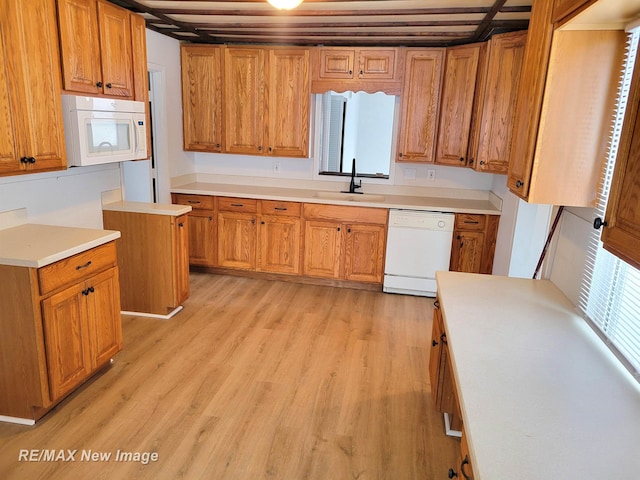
left=0, top=273, right=460, bottom=479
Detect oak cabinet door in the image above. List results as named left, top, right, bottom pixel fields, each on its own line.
left=224, top=47, right=266, bottom=155
left=187, top=213, right=216, bottom=267
left=57, top=0, right=102, bottom=95
left=357, top=49, right=397, bottom=79
left=397, top=49, right=444, bottom=163
left=435, top=45, right=481, bottom=167
left=181, top=45, right=223, bottom=152
left=173, top=215, right=190, bottom=306
left=41, top=285, right=92, bottom=402
left=303, top=220, right=342, bottom=279
left=259, top=216, right=302, bottom=274
left=217, top=211, right=257, bottom=270
left=1, top=0, right=66, bottom=174
left=450, top=231, right=484, bottom=274
left=85, top=268, right=122, bottom=370
left=97, top=0, right=133, bottom=98
left=0, top=31, right=18, bottom=174
left=602, top=49, right=640, bottom=271
left=343, top=223, right=385, bottom=283
left=472, top=31, right=527, bottom=174
left=267, top=48, right=310, bottom=157
left=318, top=49, right=355, bottom=78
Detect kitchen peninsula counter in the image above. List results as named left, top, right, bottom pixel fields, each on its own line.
left=436, top=271, right=640, bottom=479
left=0, top=223, right=120, bottom=268
left=170, top=181, right=502, bottom=216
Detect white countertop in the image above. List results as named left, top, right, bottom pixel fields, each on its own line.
left=171, top=182, right=501, bottom=215
left=102, top=200, right=192, bottom=216
left=435, top=272, right=640, bottom=479
left=0, top=224, right=120, bottom=268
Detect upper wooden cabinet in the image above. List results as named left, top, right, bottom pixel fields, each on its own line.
left=601, top=41, right=640, bottom=271
left=434, top=44, right=482, bottom=167
left=57, top=0, right=137, bottom=98
left=507, top=0, right=626, bottom=206
left=311, top=47, right=404, bottom=94
left=396, top=49, right=445, bottom=163
left=469, top=31, right=527, bottom=174
left=0, top=0, right=66, bottom=176
left=181, top=45, right=224, bottom=152
left=224, top=46, right=310, bottom=158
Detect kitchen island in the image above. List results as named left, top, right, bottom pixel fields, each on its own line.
left=436, top=271, right=640, bottom=479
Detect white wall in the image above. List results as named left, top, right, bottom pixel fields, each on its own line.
left=145, top=29, right=196, bottom=202
left=0, top=164, right=122, bottom=229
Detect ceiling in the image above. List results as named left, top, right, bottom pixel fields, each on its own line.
left=108, top=0, right=532, bottom=47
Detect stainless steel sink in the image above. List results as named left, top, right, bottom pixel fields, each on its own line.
left=314, top=191, right=386, bottom=203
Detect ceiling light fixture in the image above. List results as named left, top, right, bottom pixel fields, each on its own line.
left=266, top=0, right=303, bottom=10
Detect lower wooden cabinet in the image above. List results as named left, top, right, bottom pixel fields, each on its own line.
left=0, top=241, right=122, bottom=421
left=103, top=208, right=190, bottom=316
left=173, top=193, right=217, bottom=267
left=258, top=200, right=302, bottom=274
left=429, top=298, right=463, bottom=431
left=42, top=267, right=121, bottom=401
left=302, top=204, right=387, bottom=284
left=450, top=213, right=499, bottom=274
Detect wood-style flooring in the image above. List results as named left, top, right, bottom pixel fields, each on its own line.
left=0, top=273, right=460, bottom=479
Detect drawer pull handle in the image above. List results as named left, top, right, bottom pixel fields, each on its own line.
left=440, top=333, right=447, bottom=345
left=274, top=207, right=287, bottom=211
left=230, top=203, right=244, bottom=207
left=463, top=221, right=479, bottom=224
left=187, top=200, right=201, bottom=204
left=76, top=261, right=92, bottom=271
left=433, top=300, right=440, bottom=309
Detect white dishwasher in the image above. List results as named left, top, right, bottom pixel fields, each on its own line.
left=383, top=209, right=454, bottom=297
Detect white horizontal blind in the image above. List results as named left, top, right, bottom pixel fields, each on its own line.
left=578, top=30, right=640, bottom=382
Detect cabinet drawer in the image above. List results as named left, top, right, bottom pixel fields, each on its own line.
left=38, top=241, right=117, bottom=296
left=455, top=213, right=486, bottom=231
left=303, top=203, right=388, bottom=225
left=218, top=197, right=258, bottom=213
left=261, top=200, right=301, bottom=217
left=173, top=193, right=215, bottom=211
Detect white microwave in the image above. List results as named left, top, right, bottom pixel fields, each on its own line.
left=61, top=95, right=148, bottom=166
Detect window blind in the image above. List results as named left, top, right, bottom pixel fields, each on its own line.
left=578, top=30, right=640, bottom=382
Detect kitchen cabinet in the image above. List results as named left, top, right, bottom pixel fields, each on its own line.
left=601, top=43, right=640, bottom=271
left=258, top=200, right=302, bottom=275
left=224, top=46, right=310, bottom=157
left=181, top=45, right=224, bottom=152
left=57, top=0, right=135, bottom=98
left=396, top=49, right=445, bottom=163
left=216, top=197, right=258, bottom=270
left=469, top=31, right=527, bottom=174
left=172, top=193, right=217, bottom=267
left=311, top=47, right=403, bottom=94
left=449, top=213, right=499, bottom=274
left=435, top=44, right=482, bottom=167
left=0, top=0, right=66, bottom=176
left=428, top=299, right=462, bottom=432
left=0, top=240, right=121, bottom=421
left=103, top=207, right=190, bottom=316
left=303, top=204, right=387, bottom=284
left=507, top=0, right=626, bottom=206
left=41, top=267, right=121, bottom=401
left=130, top=12, right=150, bottom=156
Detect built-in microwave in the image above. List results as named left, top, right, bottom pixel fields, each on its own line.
left=61, top=94, right=148, bottom=166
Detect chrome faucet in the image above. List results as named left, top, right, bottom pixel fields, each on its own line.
left=342, top=158, right=362, bottom=194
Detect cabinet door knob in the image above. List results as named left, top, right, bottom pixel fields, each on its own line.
left=593, top=217, right=608, bottom=229
left=337, top=227, right=341, bottom=232
left=261, top=221, right=265, bottom=225
left=348, top=70, right=353, bottom=75
left=257, top=146, right=263, bottom=152
left=106, top=83, right=112, bottom=89
left=432, top=339, right=438, bottom=347
left=178, top=222, right=184, bottom=227
left=29, top=157, right=36, bottom=163
left=448, top=468, right=458, bottom=478
left=459, top=157, right=465, bottom=162
left=515, top=180, right=523, bottom=188
left=96, top=81, right=103, bottom=88
left=399, top=152, right=403, bottom=158
left=20, top=156, right=29, bottom=164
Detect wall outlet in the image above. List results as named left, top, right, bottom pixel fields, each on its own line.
left=427, top=169, right=436, bottom=181
left=272, top=161, right=281, bottom=173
